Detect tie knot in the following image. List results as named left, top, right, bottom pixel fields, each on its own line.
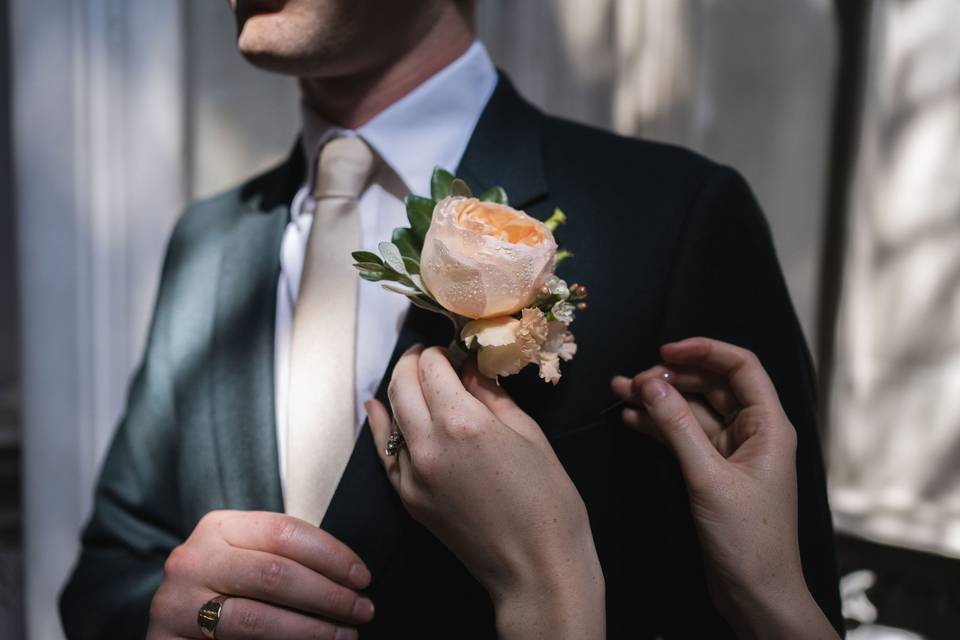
left=313, top=136, right=378, bottom=199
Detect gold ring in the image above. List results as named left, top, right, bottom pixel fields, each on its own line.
left=197, top=594, right=229, bottom=639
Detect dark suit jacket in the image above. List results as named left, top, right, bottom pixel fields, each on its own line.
left=60, top=75, right=843, bottom=639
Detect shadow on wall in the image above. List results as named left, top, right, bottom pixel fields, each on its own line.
left=480, top=0, right=836, bottom=346
left=185, top=0, right=299, bottom=201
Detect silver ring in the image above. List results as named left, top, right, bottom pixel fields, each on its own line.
left=386, top=431, right=406, bottom=456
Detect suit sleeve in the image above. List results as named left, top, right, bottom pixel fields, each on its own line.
left=657, top=166, right=844, bottom=634
left=59, top=224, right=187, bottom=640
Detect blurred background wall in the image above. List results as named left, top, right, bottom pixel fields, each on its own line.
left=828, top=0, right=960, bottom=560
left=4, top=0, right=959, bottom=638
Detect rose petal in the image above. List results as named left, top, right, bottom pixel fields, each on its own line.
left=462, top=316, right=520, bottom=348
left=420, top=197, right=558, bottom=319
left=478, top=342, right=533, bottom=379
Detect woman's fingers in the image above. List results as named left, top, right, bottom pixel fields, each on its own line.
left=660, top=338, right=780, bottom=409
left=613, top=366, right=740, bottom=419
left=639, top=379, right=724, bottom=485
left=366, top=399, right=402, bottom=493
left=622, top=395, right=723, bottom=444
left=461, top=358, right=546, bottom=444
left=387, top=344, right=431, bottom=445
left=417, top=346, right=488, bottom=422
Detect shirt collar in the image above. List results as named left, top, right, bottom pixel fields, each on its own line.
left=300, top=41, right=498, bottom=198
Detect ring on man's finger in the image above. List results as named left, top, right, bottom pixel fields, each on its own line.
left=197, top=594, right=230, bottom=639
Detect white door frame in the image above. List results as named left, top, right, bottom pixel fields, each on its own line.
left=11, top=1, right=185, bottom=637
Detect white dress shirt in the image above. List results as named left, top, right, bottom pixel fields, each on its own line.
left=274, top=42, right=498, bottom=487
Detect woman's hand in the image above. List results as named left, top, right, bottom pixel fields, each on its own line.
left=612, top=337, right=838, bottom=640
left=366, top=345, right=605, bottom=640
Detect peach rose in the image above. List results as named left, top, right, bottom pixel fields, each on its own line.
left=419, top=196, right=557, bottom=319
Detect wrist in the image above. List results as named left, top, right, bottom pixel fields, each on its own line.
left=493, top=529, right=605, bottom=640
left=725, top=576, right=836, bottom=640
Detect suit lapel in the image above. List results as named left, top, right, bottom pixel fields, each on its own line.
left=211, top=146, right=304, bottom=514
left=457, top=73, right=549, bottom=210
left=320, top=307, right=451, bottom=580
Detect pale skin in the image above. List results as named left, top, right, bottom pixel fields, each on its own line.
left=370, top=339, right=840, bottom=640
left=612, top=338, right=840, bottom=640
left=148, top=1, right=475, bottom=637
left=366, top=346, right=606, bottom=640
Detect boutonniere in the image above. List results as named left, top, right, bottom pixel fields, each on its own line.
left=352, top=168, right=587, bottom=384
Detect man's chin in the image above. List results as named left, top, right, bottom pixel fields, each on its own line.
left=236, top=28, right=316, bottom=76
left=235, top=15, right=352, bottom=77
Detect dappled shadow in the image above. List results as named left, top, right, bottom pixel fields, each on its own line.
left=828, top=0, right=960, bottom=559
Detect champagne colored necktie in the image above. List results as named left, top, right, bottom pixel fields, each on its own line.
left=285, top=136, right=378, bottom=524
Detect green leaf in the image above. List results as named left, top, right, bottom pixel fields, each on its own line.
left=351, top=251, right=383, bottom=266
left=392, top=227, right=421, bottom=261
left=409, top=273, right=427, bottom=292
left=545, top=208, right=567, bottom=232
left=402, top=256, right=421, bottom=275
left=480, top=186, right=508, bottom=205
left=353, top=261, right=385, bottom=272
left=406, top=294, right=448, bottom=315
left=431, top=167, right=455, bottom=200
left=378, top=241, right=406, bottom=274
left=382, top=283, right=419, bottom=297
left=451, top=178, right=472, bottom=198
left=555, top=249, right=574, bottom=265
left=359, top=269, right=400, bottom=282
left=403, top=196, right=434, bottom=242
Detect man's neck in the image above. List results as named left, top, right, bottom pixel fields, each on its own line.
left=300, top=7, right=475, bottom=130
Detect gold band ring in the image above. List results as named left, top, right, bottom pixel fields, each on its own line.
left=197, top=594, right=230, bottom=639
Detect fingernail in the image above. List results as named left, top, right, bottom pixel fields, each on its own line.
left=612, top=375, right=631, bottom=386
left=404, top=342, right=424, bottom=354
left=641, top=379, right=668, bottom=404
left=348, top=562, right=371, bottom=588
left=335, top=628, right=358, bottom=640
left=352, top=597, right=375, bottom=622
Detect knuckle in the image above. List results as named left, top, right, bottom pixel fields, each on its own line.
left=324, top=585, right=356, bottom=617
left=257, top=558, right=287, bottom=592
left=662, top=409, right=692, bottom=435
left=235, top=602, right=267, bottom=636
left=163, top=544, right=191, bottom=577
left=269, top=515, right=301, bottom=548
left=741, top=349, right=762, bottom=371
left=409, top=445, right=442, bottom=479
left=198, top=509, right=226, bottom=530
left=442, top=414, right=478, bottom=439
left=308, top=620, right=339, bottom=640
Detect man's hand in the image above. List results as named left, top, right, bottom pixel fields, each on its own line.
left=147, top=510, right=374, bottom=640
